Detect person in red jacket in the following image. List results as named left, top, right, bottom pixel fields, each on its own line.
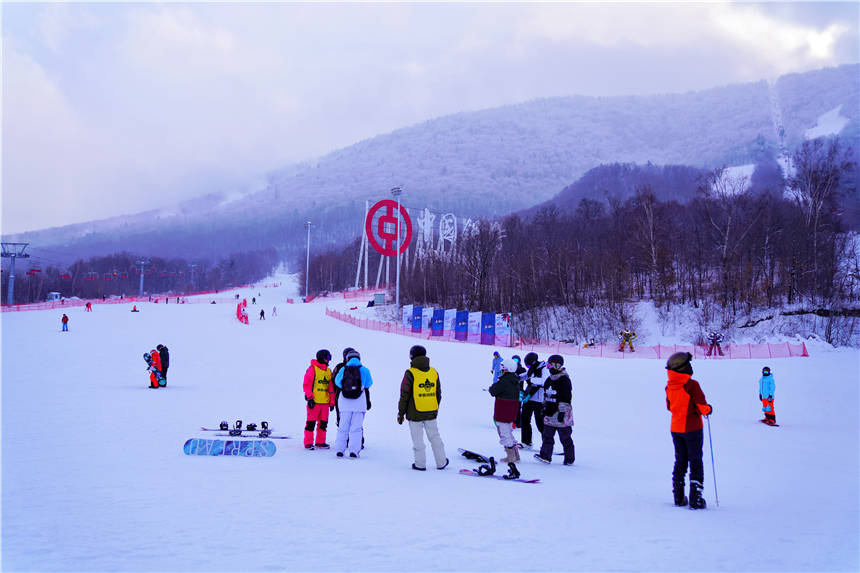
left=665, top=352, right=713, bottom=509
left=303, top=349, right=334, bottom=450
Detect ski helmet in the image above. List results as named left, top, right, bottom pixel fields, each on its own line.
left=501, top=358, right=518, bottom=372
left=512, top=355, right=521, bottom=363
left=666, top=352, right=693, bottom=373
left=316, top=349, right=332, bottom=364
left=762, top=366, right=771, bottom=375
left=547, top=354, right=564, bottom=368
left=409, top=345, right=427, bottom=359
left=345, top=349, right=361, bottom=361
left=342, top=347, right=356, bottom=360
left=524, top=352, right=539, bottom=367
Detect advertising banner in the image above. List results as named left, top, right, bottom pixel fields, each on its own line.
left=402, top=305, right=413, bottom=329
left=495, top=313, right=512, bottom=346
left=412, top=306, right=423, bottom=333
left=422, top=307, right=434, bottom=332
left=455, top=310, right=469, bottom=341
left=481, top=312, right=496, bottom=345
left=431, top=309, right=445, bottom=336
left=468, top=311, right=482, bottom=343
left=444, top=309, right=457, bottom=334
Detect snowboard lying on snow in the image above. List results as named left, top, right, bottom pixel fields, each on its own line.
left=458, top=448, right=540, bottom=484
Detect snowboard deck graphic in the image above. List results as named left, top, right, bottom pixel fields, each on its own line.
left=459, top=469, right=540, bottom=484
left=183, top=438, right=277, bottom=457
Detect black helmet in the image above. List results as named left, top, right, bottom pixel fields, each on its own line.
left=524, top=352, right=538, bottom=367
left=666, top=352, right=693, bottom=373
left=342, top=347, right=356, bottom=360
left=316, top=349, right=332, bottom=364
left=547, top=354, right=564, bottom=367
left=409, top=345, right=427, bottom=359
left=762, top=366, right=771, bottom=375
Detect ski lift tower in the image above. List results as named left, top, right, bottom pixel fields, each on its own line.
left=1, top=243, right=31, bottom=305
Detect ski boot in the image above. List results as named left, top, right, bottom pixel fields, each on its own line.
left=503, top=462, right=520, bottom=480
left=477, top=457, right=496, bottom=476
left=673, top=479, right=688, bottom=507
left=689, top=480, right=707, bottom=509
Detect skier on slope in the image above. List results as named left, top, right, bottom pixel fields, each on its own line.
left=333, top=349, right=373, bottom=459
left=759, top=366, right=777, bottom=426
left=397, top=345, right=449, bottom=471
left=619, top=328, right=637, bottom=352
left=491, top=351, right=503, bottom=383
left=534, top=354, right=575, bottom=465
left=706, top=331, right=724, bottom=357
left=488, top=358, right=521, bottom=464
left=665, top=352, right=713, bottom=509
left=520, top=352, right=546, bottom=448
left=302, top=349, right=334, bottom=450
left=61, top=314, right=69, bottom=332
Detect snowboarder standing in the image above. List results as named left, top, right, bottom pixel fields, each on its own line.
left=706, top=331, right=725, bottom=357
left=488, top=358, right=521, bottom=464
left=534, top=355, right=575, bottom=465
left=156, top=344, right=170, bottom=386
left=333, top=349, right=373, bottom=458
left=665, top=352, right=713, bottom=509
left=303, top=349, right=334, bottom=450
left=619, top=328, right=636, bottom=352
left=520, top=352, right=546, bottom=448
left=397, top=345, right=448, bottom=471
left=759, top=366, right=776, bottom=426
left=491, top=351, right=503, bottom=383
left=331, top=347, right=364, bottom=451
left=61, top=314, right=69, bottom=332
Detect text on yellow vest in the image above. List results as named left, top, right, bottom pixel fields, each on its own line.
left=410, top=367, right=439, bottom=412
left=313, top=365, right=331, bottom=404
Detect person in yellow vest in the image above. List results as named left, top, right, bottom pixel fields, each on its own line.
left=397, top=345, right=449, bottom=471
left=302, top=349, right=334, bottom=450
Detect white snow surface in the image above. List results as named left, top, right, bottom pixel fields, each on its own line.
left=805, top=105, right=850, bottom=140
left=2, top=274, right=858, bottom=572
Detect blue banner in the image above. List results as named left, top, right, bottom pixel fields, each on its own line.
left=481, top=312, right=496, bottom=345
left=431, top=309, right=445, bottom=336
left=455, top=310, right=468, bottom=341
left=411, top=306, right=423, bottom=333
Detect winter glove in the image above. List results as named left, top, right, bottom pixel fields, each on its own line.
left=759, top=394, right=762, bottom=401
left=365, top=389, right=372, bottom=411
left=397, top=414, right=405, bottom=425
left=557, top=411, right=565, bottom=423
left=306, top=397, right=316, bottom=409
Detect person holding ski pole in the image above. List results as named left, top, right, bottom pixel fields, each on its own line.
left=397, top=345, right=448, bottom=471
left=665, top=352, right=713, bottom=509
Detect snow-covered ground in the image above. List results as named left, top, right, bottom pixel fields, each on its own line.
left=2, top=274, right=858, bottom=571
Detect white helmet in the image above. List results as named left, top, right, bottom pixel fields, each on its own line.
left=501, top=358, right=519, bottom=373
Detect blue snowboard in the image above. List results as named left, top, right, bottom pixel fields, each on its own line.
left=183, top=438, right=277, bottom=457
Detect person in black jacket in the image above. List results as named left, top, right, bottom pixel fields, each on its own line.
left=534, top=354, right=574, bottom=465
left=156, top=344, right=170, bottom=386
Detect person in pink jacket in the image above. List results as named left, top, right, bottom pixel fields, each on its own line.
left=303, top=349, right=334, bottom=450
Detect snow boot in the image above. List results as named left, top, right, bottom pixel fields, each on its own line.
left=501, top=447, right=518, bottom=463
left=533, top=453, right=551, bottom=464
left=673, top=479, right=688, bottom=507
left=689, top=480, right=707, bottom=509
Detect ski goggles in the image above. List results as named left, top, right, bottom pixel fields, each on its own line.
left=762, top=367, right=771, bottom=375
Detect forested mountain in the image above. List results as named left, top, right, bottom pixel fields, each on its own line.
left=4, top=64, right=857, bottom=270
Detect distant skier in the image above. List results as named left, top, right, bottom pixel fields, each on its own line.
left=157, top=344, right=169, bottom=386
left=303, top=349, right=334, bottom=450
left=665, top=352, right=713, bottom=509
left=259, top=309, right=265, bottom=320
left=491, top=351, right=503, bottom=383
left=397, top=345, right=448, bottom=471
left=534, top=354, right=574, bottom=466
left=520, top=352, right=546, bottom=448
left=488, top=358, right=521, bottom=464
left=61, top=314, right=69, bottom=332
left=759, top=366, right=776, bottom=426
left=333, top=349, right=373, bottom=458
left=272, top=306, right=277, bottom=317
left=619, top=328, right=636, bottom=352
left=85, top=302, right=92, bottom=312
left=706, top=331, right=724, bottom=357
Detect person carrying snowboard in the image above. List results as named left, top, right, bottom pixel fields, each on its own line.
left=665, top=352, right=713, bottom=509
left=520, top=352, right=546, bottom=448
left=156, top=344, right=169, bottom=386
left=303, top=349, right=335, bottom=449
left=759, top=366, right=776, bottom=426
left=145, top=349, right=164, bottom=388
left=397, top=345, right=448, bottom=471
left=534, top=355, right=575, bottom=465
left=334, top=349, right=373, bottom=458
left=489, top=358, right=521, bottom=463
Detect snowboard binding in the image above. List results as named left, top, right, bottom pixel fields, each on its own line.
left=229, top=420, right=243, bottom=437
left=219, top=420, right=229, bottom=431
left=259, top=421, right=271, bottom=438
left=477, top=457, right=496, bottom=476
left=502, top=462, right=521, bottom=480
left=245, top=423, right=257, bottom=432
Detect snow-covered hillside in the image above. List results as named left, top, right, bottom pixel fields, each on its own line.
left=2, top=275, right=858, bottom=571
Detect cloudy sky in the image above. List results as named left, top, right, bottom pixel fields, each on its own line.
left=2, top=1, right=858, bottom=234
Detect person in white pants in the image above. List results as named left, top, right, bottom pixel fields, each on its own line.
left=397, top=345, right=449, bottom=471
left=333, top=350, right=373, bottom=458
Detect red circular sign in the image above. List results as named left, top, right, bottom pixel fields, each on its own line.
left=365, top=199, right=412, bottom=257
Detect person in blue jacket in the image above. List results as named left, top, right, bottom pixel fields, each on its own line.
left=333, top=349, right=373, bottom=458
left=759, top=366, right=776, bottom=425
left=491, top=351, right=503, bottom=383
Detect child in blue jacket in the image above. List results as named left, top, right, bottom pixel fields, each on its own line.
left=759, top=366, right=776, bottom=425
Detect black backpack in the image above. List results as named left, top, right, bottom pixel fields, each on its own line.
left=341, top=365, right=363, bottom=399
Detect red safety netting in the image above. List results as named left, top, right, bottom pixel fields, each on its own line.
left=325, top=307, right=808, bottom=359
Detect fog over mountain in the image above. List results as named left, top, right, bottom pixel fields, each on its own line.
left=4, top=64, right=857, bottom=269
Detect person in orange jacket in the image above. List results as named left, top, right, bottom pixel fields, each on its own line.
left=665, top=352, right=713, bottom=509
left=303, top=349, right=334, bottom=450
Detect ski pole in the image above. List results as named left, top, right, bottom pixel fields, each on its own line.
left=706, top=415, right=719, bottom=507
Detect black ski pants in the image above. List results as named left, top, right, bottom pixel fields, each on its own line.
left=671, top=429, right=704, bottom=484
left=520, top=401, right=544, bottom=445
left=540, top=425, right=574, bottom=464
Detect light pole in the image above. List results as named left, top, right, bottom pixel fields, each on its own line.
left=304, top=221, right=311, bottom=300
left=391, top=187, right=402, bottom=312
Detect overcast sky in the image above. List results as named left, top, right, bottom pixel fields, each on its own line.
left=2, top=1, right=858, bottom=234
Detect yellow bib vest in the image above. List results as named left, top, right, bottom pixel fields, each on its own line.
left=410, top=367, right=439, bottom=412
left=312, top=365, right=331, bottom=405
